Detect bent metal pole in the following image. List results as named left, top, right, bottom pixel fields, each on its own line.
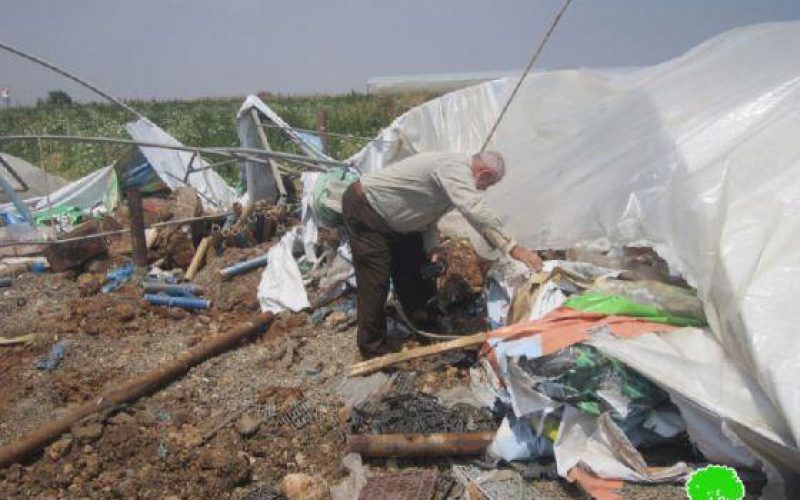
left=0, top=41, right=146, bottom=120
left=479, top=0, right=573, bottom=152
left=0, top=135, right=347, bottom=169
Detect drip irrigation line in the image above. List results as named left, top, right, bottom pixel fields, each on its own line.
left=479, top=0, right=573, bottom=152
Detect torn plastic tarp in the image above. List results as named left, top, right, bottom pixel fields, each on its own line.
left=0, top=153, right=68, bottom=204
left=125, top=118, right=236, bottom=210
left=554, top=408, right=691, bottom=483
left=587, top=328, right=797, bottom=477
left=236, top=95, right=333, bottom=204
left=257, top=229, right=310, bottom=313
left=301, top=171, right=320, bottom=263
left=0, top=165, right=115, bottom=218
left=346, top=21, right=800, bottom=473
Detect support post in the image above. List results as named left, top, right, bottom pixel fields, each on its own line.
left=316, top=108, right=328, bottom=155
left=250, top=109, right=287, bottom=202
left=126, top=187, right=148, bottom=268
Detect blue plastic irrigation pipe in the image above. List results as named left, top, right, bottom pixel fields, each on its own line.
left=142, top=282, right=200, bottom=297
left=143, top=294, right=211, bottom=310
left=219, top=254, right=269, bottom=279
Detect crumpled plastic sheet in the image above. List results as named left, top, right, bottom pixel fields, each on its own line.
left=257, top=229, right=310, bottom=313
left=554, top=407, right=691, bottom=483
left=588, top=327, right=793, bottom=472
left=0, top=166, right=114, bottom=217
left=126, top=119, right=237, bottom=210
left=345, top=21, right=800, bottom=476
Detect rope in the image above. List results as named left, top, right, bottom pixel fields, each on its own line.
left=480, top=0, right=573, bottom=152
left=0, top=41, right=146, bottom=120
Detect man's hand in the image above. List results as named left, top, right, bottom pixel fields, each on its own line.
left=428, top=247, right=443, bottom=264
left=422, top=247, right=448, bottom=280
left=509, top=245, right=543, bottom=271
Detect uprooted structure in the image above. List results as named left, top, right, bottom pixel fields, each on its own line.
left=0, top=20, right=798, bottom=499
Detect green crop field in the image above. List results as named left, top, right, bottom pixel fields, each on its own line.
left=0, top=92, right=437, bottom=184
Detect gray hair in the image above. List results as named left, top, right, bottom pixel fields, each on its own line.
left=474, top=151, right=506, bottom=179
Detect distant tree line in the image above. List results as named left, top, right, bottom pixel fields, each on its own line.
left=37, top=90, right=73, bottom=106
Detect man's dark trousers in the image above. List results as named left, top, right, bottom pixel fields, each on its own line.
left=342, top=182, right=435, bottom=358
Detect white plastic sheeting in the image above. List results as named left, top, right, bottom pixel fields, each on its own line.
left=554, top=407, right=691, bottom=483
left=257, top=229, right=310, bottom=314
left=236, top=95, right=332, bottom=203
left=348, top=22, right=800, bottom=469
left=126, top=119, right=237, bottom=210
left=0, top=165, right=114, bottom=216
left=0, top=153, right=67, bottom=203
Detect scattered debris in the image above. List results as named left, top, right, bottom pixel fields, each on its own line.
left=358, top=470, right=437, bottom=500
left=35, top=340, right=70, bottom=371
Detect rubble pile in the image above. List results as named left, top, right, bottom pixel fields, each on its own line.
left=4, top=26, right=797, bottom=495
left=0, top=159, right=769, bottom=500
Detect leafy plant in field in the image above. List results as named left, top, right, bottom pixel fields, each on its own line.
left=0, top=92, right=438, bottom=184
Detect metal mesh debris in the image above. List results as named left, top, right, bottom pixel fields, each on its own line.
left=357, top=470, right=438, bottom=500
left=390, top=371, right=416, bottom=395
left=350, top=392, right=496, bottom=434
left=269, top=400, right=318, bottom=431
left=241, top=484, right=286, bottom=500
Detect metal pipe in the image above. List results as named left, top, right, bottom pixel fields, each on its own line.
left=142, top=282, right=200, bottom=296
left=258, top=122, right=395, bottom=144
left=219, top=253, right=269, bottom=279
left=0, top=135, right=347, bottom=168
left=0, top=41, right=146, bottom=119
left=0, top=312, right=273, bottom=467
left=346, top=431, right=495, bottom=458
left=0, top=277, right=12, bottom=287
left=143, top=293, right=210, bottom=309
left=0, top=212, right=232, bottom=249
left=480, top=0, right=573, bottom=152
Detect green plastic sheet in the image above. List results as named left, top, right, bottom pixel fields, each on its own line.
left=564, top=292, right=707, bottom=327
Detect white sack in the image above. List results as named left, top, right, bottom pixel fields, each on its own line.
left=258, top=230, right=310, bottom=313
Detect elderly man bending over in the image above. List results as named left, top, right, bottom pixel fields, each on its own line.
left=342, top=151, right=542, bottom=359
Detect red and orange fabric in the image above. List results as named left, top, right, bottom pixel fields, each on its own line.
left=481, top=306, right=678, bottom=378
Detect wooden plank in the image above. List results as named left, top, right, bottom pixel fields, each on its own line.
left=186, top=236, right=211, bottom=281
left=251, top=109, right=287, bottom=199
left=348, top=331, right=487, bottom=377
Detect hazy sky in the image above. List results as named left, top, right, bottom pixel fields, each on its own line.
left=1, top=0, right=799, bottom=104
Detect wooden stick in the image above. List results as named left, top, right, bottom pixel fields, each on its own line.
left=348, top=332, right=487, bottom=377
left=0, top=312, right=274, bottom=468
left=186, top=236, right=211, bottom=280
left=126, top=187, right=148, bottom=268
left=347, top=431, right=495, bottom=458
